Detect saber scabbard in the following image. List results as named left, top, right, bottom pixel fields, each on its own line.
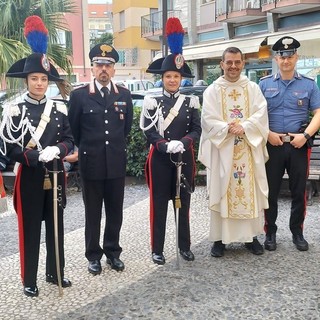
left=175, top=152, right=183, bottom=269
left=53, top=158, right=63, bottom=297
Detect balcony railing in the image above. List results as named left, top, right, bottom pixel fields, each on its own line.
left=141, top=10, right=181, bottom=38
left=217, top=0, right=261, bottom=15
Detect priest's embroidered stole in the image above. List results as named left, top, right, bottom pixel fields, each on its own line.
left=222, top=85, right=256, bottom=219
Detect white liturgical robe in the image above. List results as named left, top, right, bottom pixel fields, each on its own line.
left=199, top=75, right=269, bottom=243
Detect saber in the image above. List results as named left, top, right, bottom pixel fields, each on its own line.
left=174, top=152, right=183, bottom=269
left=53, top=158, right=63, bottom=297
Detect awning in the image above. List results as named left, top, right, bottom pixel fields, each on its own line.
left=183, top=36, right=266, bottom=61
left=183, top=25, right=320, bottom=61
left=267, top=25, right=320, bottom=45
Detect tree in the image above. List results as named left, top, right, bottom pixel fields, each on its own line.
left=90, top=32, right=114, bottom=49
left=0, top=0, right=77, bottom=85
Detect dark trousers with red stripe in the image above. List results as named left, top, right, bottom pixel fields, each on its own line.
left=146, top=149, right=195, bottom=254
left=17, top=166, right=65, bottom=287
left=265, top=142, right=308, bottom=236
left=82, top=177, right=125, bottom=261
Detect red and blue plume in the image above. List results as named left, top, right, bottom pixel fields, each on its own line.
left=166, top=17, right=184, bottom=55
left=24, top=15, right=48, bottom=54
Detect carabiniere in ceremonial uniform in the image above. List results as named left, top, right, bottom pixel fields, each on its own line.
left=68, top=43, right=133, bottom=276
left=0, top=15, right=74, bottom=298
left=140, top=17, right=201, bottom=266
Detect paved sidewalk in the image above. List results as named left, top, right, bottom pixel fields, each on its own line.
left=1, top=186, right=320, bottom=319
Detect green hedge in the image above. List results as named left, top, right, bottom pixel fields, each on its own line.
left=126, top=107, right=206, bottom=185
left=126, top=107, right=149, bottom=179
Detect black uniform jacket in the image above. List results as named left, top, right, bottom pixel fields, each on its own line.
left=143, top=93, right=201, bottom=153
left=68, top=81, right=133, bottom=180
left=7, top=98, right=74, bottom=169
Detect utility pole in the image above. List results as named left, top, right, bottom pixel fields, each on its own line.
left=162, top=0, right=168, bottom=57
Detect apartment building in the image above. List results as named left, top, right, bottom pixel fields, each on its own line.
left=111, top=0, right=160, bottom=81
left=62, top=0, right=163, bottom=83
left=88, top=2, right=113, bottom=41
left=62, top=0, right=113, bottom=83
left=142, top=0, right=320, bottom=85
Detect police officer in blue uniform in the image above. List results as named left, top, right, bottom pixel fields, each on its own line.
left=68, top=44, right=133, bottom=275
left=259, top=36, right=320, bottom=251
left=140, top=18, right=201, bottom=265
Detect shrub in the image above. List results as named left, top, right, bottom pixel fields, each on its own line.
left=126, top=107, right=149, bottom=179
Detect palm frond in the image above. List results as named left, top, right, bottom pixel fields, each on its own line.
left=0, top=0, right=77, bottom=77
left=0, top=36, right=30, bottom=85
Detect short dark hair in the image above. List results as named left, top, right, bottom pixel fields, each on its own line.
left=222, top=47, right=243, bottom=61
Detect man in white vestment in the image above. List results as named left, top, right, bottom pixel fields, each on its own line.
left=199, top=47, right=269, bottom=257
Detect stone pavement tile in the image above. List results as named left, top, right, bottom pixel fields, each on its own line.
left=0, top=188, right=320, bottom=319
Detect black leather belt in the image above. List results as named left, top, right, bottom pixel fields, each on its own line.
left=280, top=135, right=293, bottom=143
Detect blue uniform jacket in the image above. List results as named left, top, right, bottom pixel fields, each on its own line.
left=259, top=72, right=320, bottom=133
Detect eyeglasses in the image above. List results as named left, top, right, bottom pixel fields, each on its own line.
left=223, top=60, right=243, bottom=67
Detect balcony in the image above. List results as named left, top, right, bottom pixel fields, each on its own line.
left=216, top=0, right=266, bottom=23
left=141, top=10, right=181, bottom=41
left=261, top=0, right=320, bottom=14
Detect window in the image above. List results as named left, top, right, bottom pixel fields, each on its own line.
left=120, top=11, right=125, bottom=31
left=57, top=29, right=66, bottom=47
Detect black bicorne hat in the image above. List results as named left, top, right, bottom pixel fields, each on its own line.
left=6, top=53, right=62, bottom=82
left=146, top=54, right=194, bottom=78
left=146, top=17, right=194, bottom=78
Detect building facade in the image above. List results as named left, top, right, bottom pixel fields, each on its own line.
left=111, top=0, right=160, bottom=81
left=88, top=2, right=113, bottom=42
left=142, top=0, right=320, bottom=85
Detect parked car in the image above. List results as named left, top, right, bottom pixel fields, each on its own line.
left=114, top=79, right=154, bottom=92
left=147, top=84, right=207, bottom=104
left=180, top=85, right=207, bottom=104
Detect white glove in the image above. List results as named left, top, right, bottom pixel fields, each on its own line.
left=39, top=146, right=60, bottom=163
left=173, top=143, right=185, bottom=154
left=166, top=140, right=184, bottom=154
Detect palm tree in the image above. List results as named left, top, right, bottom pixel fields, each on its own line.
left=0, top=0, right=77, bottom=85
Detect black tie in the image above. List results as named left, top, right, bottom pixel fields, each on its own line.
left=101, top=87, right=109, bottom=102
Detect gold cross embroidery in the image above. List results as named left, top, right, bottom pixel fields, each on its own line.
left=228, top=89, right=241, bottom=101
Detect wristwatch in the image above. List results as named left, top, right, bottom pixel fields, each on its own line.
left=303, top=132, right=311, bottom=140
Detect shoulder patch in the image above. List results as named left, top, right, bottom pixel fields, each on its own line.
left=189, top=95, right=200, bottom=109
left=143, top=95, right=158, bottom=110
left=54, top=101, right=68, bottom=116
left=3, top=103, right=21, bottom=117
left=299, top=73, right=315, bottom=81
left=260, top=74, right=273, bottom=81
left=73, top=83, right=89, bottom=91
left=115, top=84, right=130, bottom=92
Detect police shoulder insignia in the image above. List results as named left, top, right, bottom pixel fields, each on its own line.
left=55, top=101, right=68, bottom=116
left=259, top=74, right=273, bottom=81
left=143, top=95, right=158, bottom=110
left=189, top=95, right=200, bottom=109
left=3, top=103, right=21, bottom=117
left=115, top=83, right=129, bottom=92
left=300, top=73, right=314, bottom=81
left=73, top=83, right=89, bottom=91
